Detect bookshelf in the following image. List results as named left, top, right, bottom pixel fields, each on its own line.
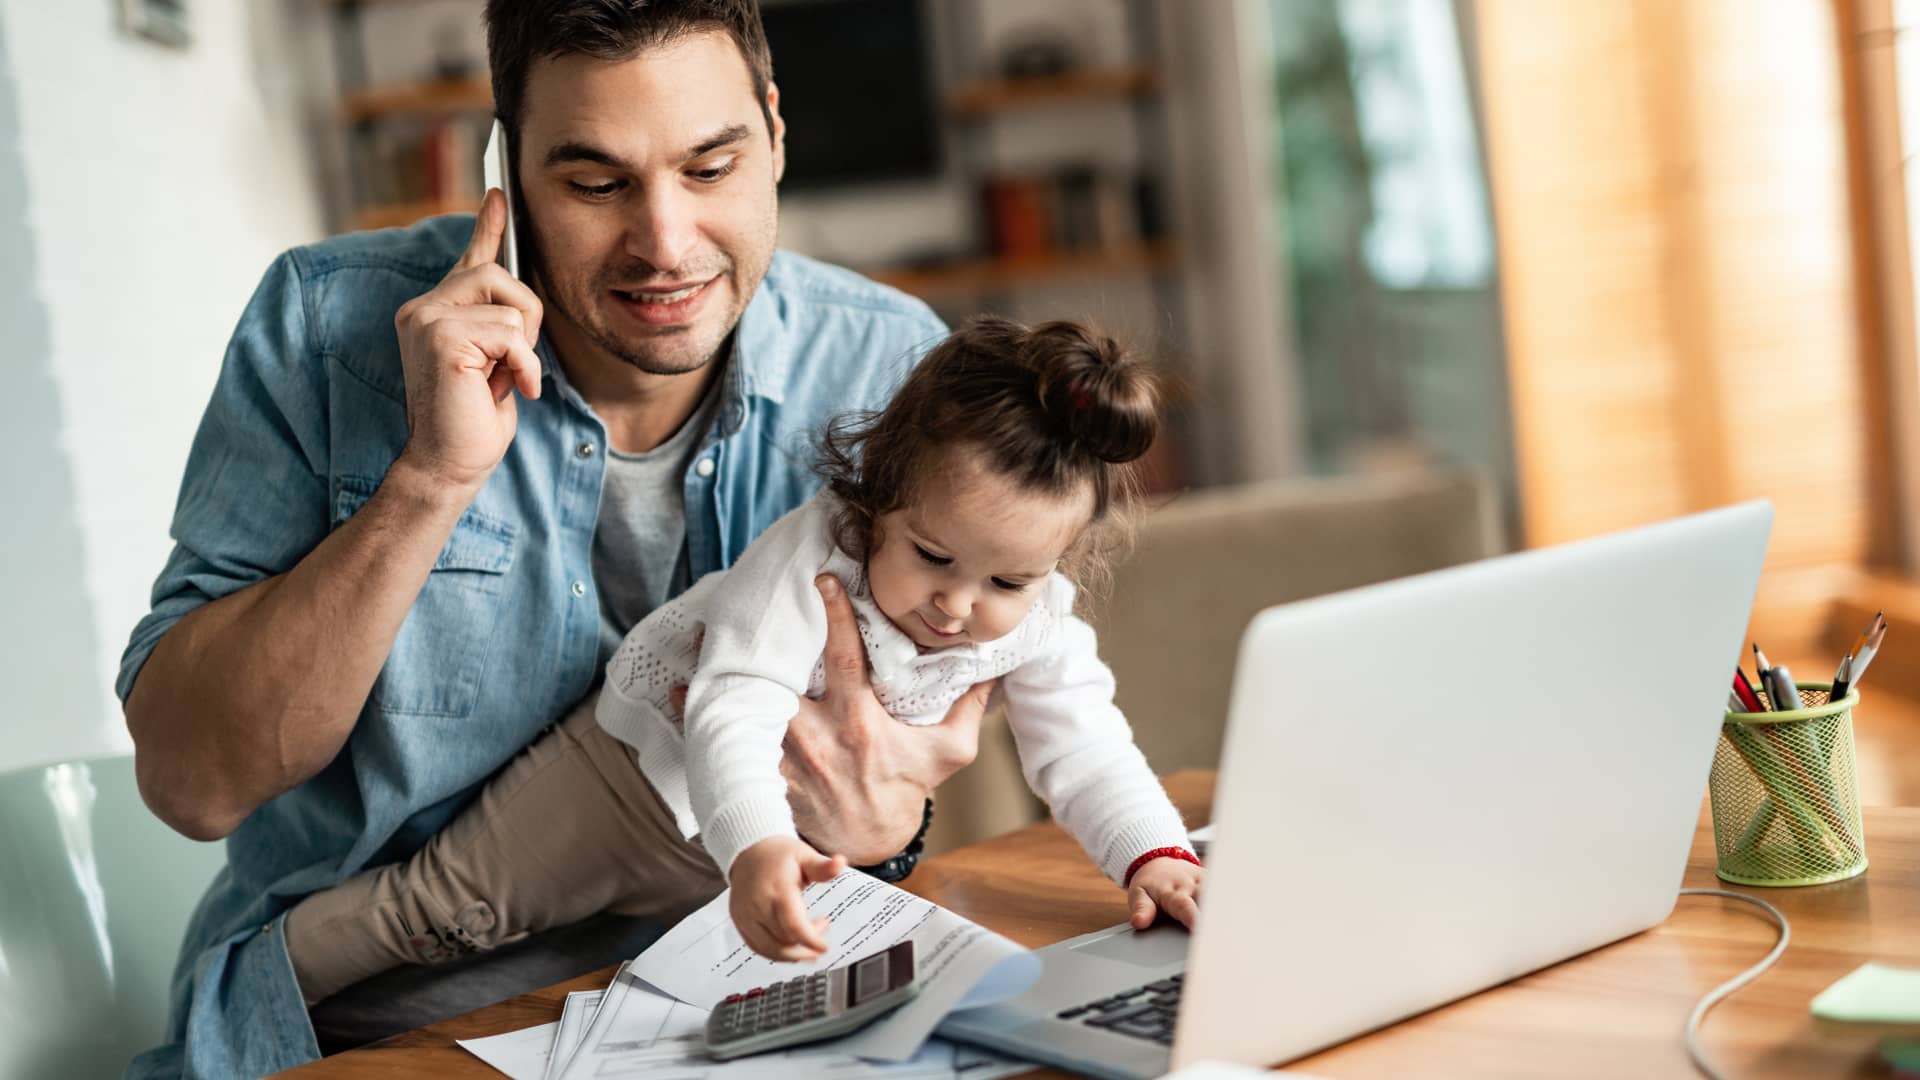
left=337, top=65, right=1164, bottom=238
left=337, top=65, right=1158, bottom=125
left=339, top=77, right=490, bottom=124
left=947, top=64, right=1159, bottom=116
left=327, top=0, right=490, bottom=230
left=862, top=1, right=1181, bottom=306
left=869, top=240, right=1178, bottom=302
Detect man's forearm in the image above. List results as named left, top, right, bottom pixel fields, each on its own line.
left=126, top=459, right=475, bottom=840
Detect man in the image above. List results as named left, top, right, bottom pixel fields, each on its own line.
left=118, top=3, right=987, bottom=1075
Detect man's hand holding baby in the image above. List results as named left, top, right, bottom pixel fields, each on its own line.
left=779, top=574, right=992, bottom=863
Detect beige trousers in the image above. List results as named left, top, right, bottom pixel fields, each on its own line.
left=283, top=697, right=723, bottom=1006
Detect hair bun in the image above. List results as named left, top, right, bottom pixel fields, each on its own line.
left=1031, top=322, right=1160, bottom=464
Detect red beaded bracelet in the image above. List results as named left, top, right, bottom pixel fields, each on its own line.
left=1123, top=846, right=1201, bottom=887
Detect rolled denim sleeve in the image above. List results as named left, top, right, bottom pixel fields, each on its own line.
left=116, top=251, right=333, bottom=704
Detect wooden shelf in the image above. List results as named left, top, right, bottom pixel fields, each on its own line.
left=869, top=240, right=1178, bottom=300
left=337, top=65, right=1156, bottom=124
left=947, top=65, right=1160, bottom=116
left=354, top=197, right=477, bottom=231
left=341, top=77, right=491, bottom=123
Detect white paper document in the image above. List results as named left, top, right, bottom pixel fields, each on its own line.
left=630, top=871, right=1041, bottom=1061
left=546, top=987, right=606, bottom=1080
left=552, top=962, right=709, bottom=1080
left=457, top=1020, right=560, bottom=1080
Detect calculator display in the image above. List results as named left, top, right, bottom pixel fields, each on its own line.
left=850, top=953, right=889, bottom=1005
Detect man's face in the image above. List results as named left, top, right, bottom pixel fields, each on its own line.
left=516, top=32, right=784, bottom=376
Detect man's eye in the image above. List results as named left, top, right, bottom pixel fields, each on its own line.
left=568, top=180, right=622, bottom=198
left=691, top=161, right=737, bottom=184
left=991, top=578, right=1029, bottom=593
left=913, top=544, right=951, bottom=567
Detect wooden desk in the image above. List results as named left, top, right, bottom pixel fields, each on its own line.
left=286, top=771, right=1920, bottom=1079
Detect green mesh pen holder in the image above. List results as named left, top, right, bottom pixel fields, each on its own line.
left=1711, top=682, right=1866, bottom=887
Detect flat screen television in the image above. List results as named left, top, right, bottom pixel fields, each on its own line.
left=760, top=0, right=940, bottom=189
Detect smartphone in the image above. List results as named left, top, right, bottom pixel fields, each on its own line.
left=482, top=118, right=521, bottom=279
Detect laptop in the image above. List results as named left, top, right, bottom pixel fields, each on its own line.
left=937, top=501, right=1772, bottom=1079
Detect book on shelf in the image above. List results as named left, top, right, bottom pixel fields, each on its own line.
left=362, top=116, right=484, bottom=219
left=979, top=167, right=1157, bottom=260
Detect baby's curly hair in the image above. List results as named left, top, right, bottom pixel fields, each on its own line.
left=814, top=316, right=1161, bottom=601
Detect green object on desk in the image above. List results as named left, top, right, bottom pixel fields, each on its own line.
left=1711, top=683, right=1867, bottom=887
left=1810, top=963, right=1920, bottom=1023
left=1883, top=1039, right=1920, bottom=1075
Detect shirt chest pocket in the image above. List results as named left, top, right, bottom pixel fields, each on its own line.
left=334, top=476, right=517, bottom=718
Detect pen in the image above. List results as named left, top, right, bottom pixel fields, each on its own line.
left=1731, top=670, right=1766, bottom=712
left=1763, top=661, right=1801, bottom=714
left=1830, top=654, right=1855, bottom=702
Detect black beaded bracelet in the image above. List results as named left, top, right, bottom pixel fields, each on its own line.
left=853, top=798, right=934, bottom=883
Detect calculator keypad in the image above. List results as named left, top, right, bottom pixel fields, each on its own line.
left=710, top=972, right=833, bottom=1039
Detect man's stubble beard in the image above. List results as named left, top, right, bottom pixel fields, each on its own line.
left=521, top=205, right=777, bottom=380
left=527, top=251, right=725, bottom=378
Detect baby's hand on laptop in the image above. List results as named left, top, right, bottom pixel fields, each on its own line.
left=1127, top=857, right=1203, bottom=931
left=729, top=836, right=848, bottom=962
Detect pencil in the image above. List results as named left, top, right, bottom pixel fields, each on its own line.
left=1851, top=621, right=1889, bottom=690
left=1839, top=611, right=1881, bottom=677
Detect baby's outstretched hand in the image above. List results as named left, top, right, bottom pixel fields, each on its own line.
left=729, top=837, right=848, bottom=961
left=1126, top=856, right=1204, bottom=931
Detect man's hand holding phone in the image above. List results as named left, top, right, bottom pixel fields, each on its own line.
left=392, top=188, right=544, bottom=499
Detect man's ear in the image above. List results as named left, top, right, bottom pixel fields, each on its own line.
left=767, top=82, right=788, bottom=185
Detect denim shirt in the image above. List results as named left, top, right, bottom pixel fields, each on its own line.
left=115, top=216, right=945, bottom=1079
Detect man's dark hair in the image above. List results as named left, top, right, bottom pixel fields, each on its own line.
left=485, top=1, right=775, bottom=142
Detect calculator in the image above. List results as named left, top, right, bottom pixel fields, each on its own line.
left=704, top=940, right=918, bottom=1060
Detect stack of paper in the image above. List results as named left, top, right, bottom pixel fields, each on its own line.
left=457, top=870, right=1042, bottom=1080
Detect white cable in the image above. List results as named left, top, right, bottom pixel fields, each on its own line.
left=1676, top=888, right=1792, bottom=1080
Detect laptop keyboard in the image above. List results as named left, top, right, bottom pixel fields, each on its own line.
left=1053, top=973, right=1182, bottom=1045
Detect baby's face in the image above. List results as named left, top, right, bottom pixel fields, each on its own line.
left=867, top=454, right=1093, bottom=650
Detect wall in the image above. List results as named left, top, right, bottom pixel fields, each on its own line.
left=1474, top=0, right=1875, bottom=638
left=0, top=0, right=327, bottom=773
left=0, top=10, right=101, bottom=778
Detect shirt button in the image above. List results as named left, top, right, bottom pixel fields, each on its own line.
left=695, top=457, right=716, bottom=478
left=576, top=441, right=596, bottom=459
left=571, top=580, right=587, bottom=598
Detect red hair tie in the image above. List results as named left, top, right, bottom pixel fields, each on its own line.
left=1069, top=382, right=1092, bottom=411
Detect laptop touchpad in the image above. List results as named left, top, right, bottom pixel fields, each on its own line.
left=1069, top=924, right=1190, bottom=967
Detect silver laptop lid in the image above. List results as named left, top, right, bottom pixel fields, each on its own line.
left=1174, top=501, right=1772, bottom=1070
